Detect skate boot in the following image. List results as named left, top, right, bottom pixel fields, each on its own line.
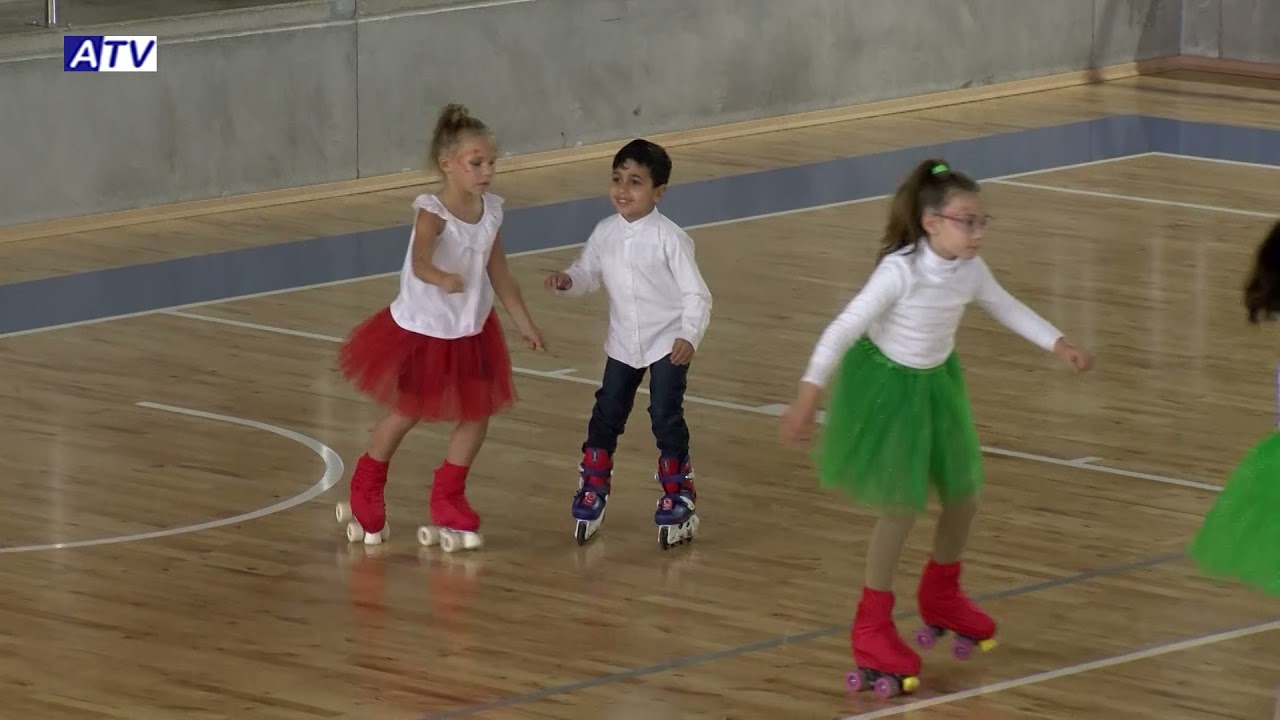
left=914, top=557, right=998, bottom=660
left=418, top=461, right=483, bottom=553
left=571, top=448, right=613, bottom=545
left=654, top=456, right=698, bottom=550
left=845, top=587, right=922, bottom=699
left=336, top=454, right=390, bottom=544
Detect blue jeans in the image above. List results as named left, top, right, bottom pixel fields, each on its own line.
left=583, top=354, right=690, bottom=464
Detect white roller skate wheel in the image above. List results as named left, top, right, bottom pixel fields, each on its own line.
left=345, top=521, right=364, bottom=543
left=440, top=530, right=459, bottom=553
left=335, top=502, right=352, bottom=524
left=463, top=532, right=483, bottom=551
left=418, top=525, right=439, bottom=547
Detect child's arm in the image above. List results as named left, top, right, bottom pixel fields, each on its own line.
left=779, top=260, right=908, bottom=446
left=800, top=261, right=909, bottom=390
left=974, top=260, right=1090, bottom=370
left=488, top=232, right=545, bottom=350
left=410, top=210, right=463, bottom=292
left=666, top=229, right=713, bottom=359
left=547, top=230, right=604, bottom=297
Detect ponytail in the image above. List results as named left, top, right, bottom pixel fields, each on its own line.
left=878, top=158, right=981, bottom=261
left=427, top=103, right=492, bottom=170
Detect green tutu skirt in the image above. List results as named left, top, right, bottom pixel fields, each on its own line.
left=813, top=337, right=983, bottom=514
left=1187, top=431, right=1280, bottom=597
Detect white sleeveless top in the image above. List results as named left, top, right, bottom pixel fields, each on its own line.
left=389, top=192, right=504, bottom=339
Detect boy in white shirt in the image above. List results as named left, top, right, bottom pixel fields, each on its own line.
left=545, top=139, right=713, bottom=550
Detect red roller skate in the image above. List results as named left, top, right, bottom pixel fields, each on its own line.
left=845, top=587, right=922, bottom=699
left=418, top=461, right=484, bottom=553
left=336, top=454, right=390, bottom=544
left=914, top=557, right=998, bottom=660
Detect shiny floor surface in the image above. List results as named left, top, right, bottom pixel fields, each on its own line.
left=3, top=71, right=1280, bottom=719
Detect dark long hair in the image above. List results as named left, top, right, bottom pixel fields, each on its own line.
left=879, top=158, right=981, bottom=261
left=1244, top=220, right=1280, bottom=323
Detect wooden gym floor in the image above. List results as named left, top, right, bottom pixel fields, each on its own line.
left=2, top=70, right=1280, bottom=719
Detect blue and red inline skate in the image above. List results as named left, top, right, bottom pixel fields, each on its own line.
left=571, top=450, right=699, bottom=549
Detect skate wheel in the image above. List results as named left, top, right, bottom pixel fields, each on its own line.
left=952, top=636, right=997, bottom=660
left=437, top=529, right=483, bottom=553
left=574, top=520, right=589, bottom=546
left=901, top=675, right=920, bottom=693
left=845, top=669, right=868, bottom=692
left=658, top=526, right=671, bottom=550
left=873, top=676, right=901, bottom=699
left=418, top=525, right=439, bottom=547
left=345, top=521, right=364, bottom=543
left=335, top=502, right=352, bottom=524
left=914, top=626, right=939, bottom=650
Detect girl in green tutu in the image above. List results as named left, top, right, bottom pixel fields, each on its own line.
left=1189, top=220, right=1280, bottom=598
left=778, top=158, right=1093, bottom=697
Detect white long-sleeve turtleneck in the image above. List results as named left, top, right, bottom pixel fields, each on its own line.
left=801, top=240, right=1063, bottom=387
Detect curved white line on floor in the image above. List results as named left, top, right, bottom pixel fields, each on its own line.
left=0, top=401, right=344, bottom=554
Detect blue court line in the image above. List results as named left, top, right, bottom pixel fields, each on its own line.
left=1, top=115, right=1278, bottom=336
left=417, top=551, right=1187, bottom=719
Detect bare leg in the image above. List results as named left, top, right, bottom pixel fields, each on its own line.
left=367, top=411, right=419, bottom=461
left=932, top=498, right=978, bottom=563
left=866, top=514, right=917, bottom=591
left=445, top=418, right=490, bottom=467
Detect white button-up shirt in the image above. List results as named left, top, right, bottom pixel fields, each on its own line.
left=560, top=208, right=713, bottom=369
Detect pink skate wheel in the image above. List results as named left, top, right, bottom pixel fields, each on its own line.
left=873, top=676, right=901, bottom=699
left=914, top=627, right=937, bottom=650
left=845, top=669, right=866, bottom=692
left=952, top=637, right=974, bottom=660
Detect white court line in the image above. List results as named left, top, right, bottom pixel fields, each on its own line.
left=840, top=617, right=1280, bottom=719
left=163, top=310, right=765, bottom=415
left=1148, top=151, right=1280, bottom=173
left=0, top=153, right=1145, bottom=343
left=990, top=179, right=1277, bottom=218
left=165, top=310, right=1223, bottom=495
left=0, top=401, right=344, bottom=553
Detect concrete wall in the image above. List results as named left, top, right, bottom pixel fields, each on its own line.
left=0, top=0, right=1187, bottom=228
left=1181, top=0, right=1280, bottom=63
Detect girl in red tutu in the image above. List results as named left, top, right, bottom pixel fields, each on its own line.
left=334, top=103, right=545, bottom=552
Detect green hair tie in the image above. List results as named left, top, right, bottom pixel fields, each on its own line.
left=931, top=163, right=949, bottom=175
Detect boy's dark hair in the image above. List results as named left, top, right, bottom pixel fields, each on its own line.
left=1244, top=220, right=1280, bottom=323
left=879, top=158, right=981, bottom=261
left=612, top=139, right=672, bottom=187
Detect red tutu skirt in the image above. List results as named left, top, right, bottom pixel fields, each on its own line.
left=338, top=307, right=517, bottom=422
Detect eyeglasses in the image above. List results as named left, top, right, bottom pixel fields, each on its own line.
left=934, top=213, right=992, bottom=233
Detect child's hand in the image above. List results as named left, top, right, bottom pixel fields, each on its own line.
left=545, top=272, right=573, bottom=292
left=670, top=338, right=695, bottom=365
left=779, top=383, right=823, bottom=448
left=522, top=324, right=546, bottom=351
left=1053, top=337, right=1093, bottom=372
left=438, top=273, right=465, bottom=294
